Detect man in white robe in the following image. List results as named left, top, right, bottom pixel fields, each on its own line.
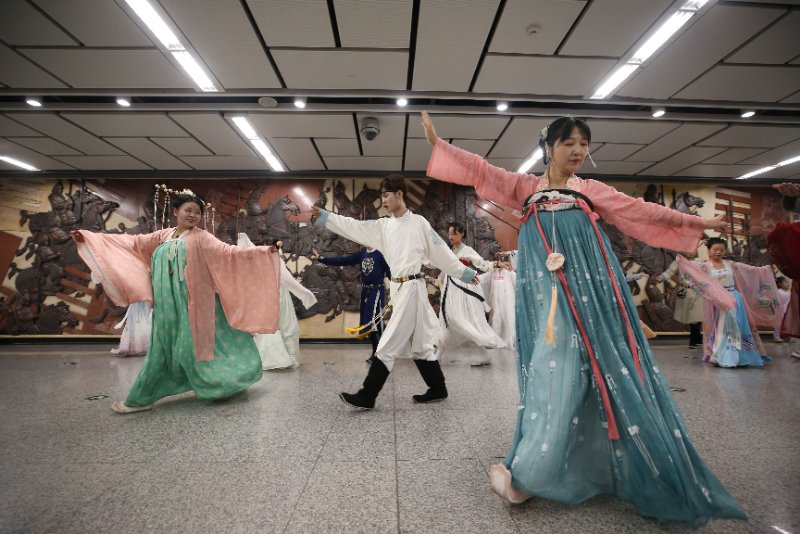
left=312, top=174, right=478, bottom=410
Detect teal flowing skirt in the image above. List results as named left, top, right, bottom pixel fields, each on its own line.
left=126, top=240, right=262, bottom=407
left=506, top=207, right=746, bottom=527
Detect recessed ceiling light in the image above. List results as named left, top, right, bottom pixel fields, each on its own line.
left=26, top=98, right=42, bottom=107
left=652, top=107, right=666, bottom=118
left=741, top=110, right=755, bottom=118
left=590, top=64, right=639, bottom=99
left=170, top=51, right=217, bottom=92
left=396, top=98, right=408, bottom=107
left=496, top=102, right=509, bottom=111
left=0, top=156, right=40, bottom=171
left=294, top=98, right=306, bottom=109
left=116, top=98, right=131, bottom=107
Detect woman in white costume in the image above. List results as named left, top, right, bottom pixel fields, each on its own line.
left=434, top=222, right=505, bottom=366
left=237, top=234, right=317, bottom=370
left=484, top=255, right=517, bottom=351
left=110, top=300, right=152, bottom=356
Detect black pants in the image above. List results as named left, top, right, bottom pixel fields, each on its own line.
left=689, top=322, right=702, bottom=347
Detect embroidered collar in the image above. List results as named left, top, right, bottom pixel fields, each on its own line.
left=536, top=175, right=583, bottom=192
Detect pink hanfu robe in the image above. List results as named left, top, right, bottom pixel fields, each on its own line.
left=75, top=226, right=281, bottom=361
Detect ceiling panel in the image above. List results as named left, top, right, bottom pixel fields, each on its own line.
left=627, top=123, right=726, bottom=162
left=698, top=125, right=800, bottom=148
left=451, top=139, right=494, bottom=157
left=179, top=155, right=268, bottom=170
left=0, top=44, right=68, bottom=88
left=675, top=65, right=800, bottom=102
left=54, top=155, right=152, bottom=170
left=0, top=116, right=41, bottom=136
left=413, top=0, right=499, bottom=91
left=589, top=143, right=643, bottom=161
left=61, top=113, right=187, bottom=137
left=560, top=0, right=671, bottom=57
left=169, top=113, right=252, bottom=156
left=404, top=137, right=434, bottom=171
left=247, top=0, right=334, bottom=47
left=160, top=0, right=281, bottom=89
left=335, top=0, right=412, bottom=48
left=414, top=115, right=508, bottom=140
left=474, top=56, right=618, bottom=96
left=672, top=163, right=767, bottom=178
left=354, top=114, right=406, bottom=157
left=8, top=137, right=82, bottom=156
left=487, top=117, right=550, bottom=158
left=249, top=113, right=355, bottom=138
left=151, top=137, right=212, bottom=156
left=35, top=0, right=152, bottom=46
left=702, top=148, right=766, bottom=164
left=738, top=138, right=800, bottom=166
left=105, top=138, right=192, bottom=170
left=20, top=49, right=195, bottom=89
left=5, top=113, right=122, bottom=155
left=641, top=146, right=727, bottom=176
left=269, top=138, right=325, bottom=171
left=314, top=138, right=361, bottom=157
left=591, top=161, right=656, bottom=175
left=618, top=4, right=782, bottom=99
left=273, top=50, right=407, bottom=90
left=727, top=10, right=800, bottom=64
left=0, top=0, right=76, bottom=46
left=782, top=90, right=800, bottom=103
left=585, top=119, right=680, bottom=144
left=0, top=139, right=76, bottom=170
left=489, top=0, right=585, bottom=55
left=324, top=156, right=402, bottom=171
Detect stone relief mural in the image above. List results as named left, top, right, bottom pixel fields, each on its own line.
left=0, top=178, right=786, bottom=337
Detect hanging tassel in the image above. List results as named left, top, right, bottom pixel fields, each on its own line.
left=545, top=283, right=558, bottom=345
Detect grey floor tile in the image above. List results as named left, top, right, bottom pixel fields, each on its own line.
left=395, top=408, right=476, bottom=461
left=397, top=458, right=517, bottom=534
left=284, top=458, right=397, bottom=534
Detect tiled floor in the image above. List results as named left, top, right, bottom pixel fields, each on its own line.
left=1, top=340, right=798, bottom=534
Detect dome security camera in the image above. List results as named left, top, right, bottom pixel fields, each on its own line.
left=360, top=117, right=380, bottom=141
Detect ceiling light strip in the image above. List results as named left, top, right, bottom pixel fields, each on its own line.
left=517, top=147, right=543, bottom=173
left=589, top=1, right=712, bottom=100
left=230, top=116, right=285, bottom=172
left=0, top=156, right=40, bottom=171
left=736, top=153, right=800, bottom=179
left=124, top=0, right=218, bottom=92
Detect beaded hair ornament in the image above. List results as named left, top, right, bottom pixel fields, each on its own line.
left=152, top=183, right=216, bottom=233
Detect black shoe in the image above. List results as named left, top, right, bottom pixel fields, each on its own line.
left=412, top=389, right=448, bottom=403
left=339, top=391, right=375, bottom=410
left=412, top=359, right=448, bottom=403
left=366, top=354, right=377, bottom=364
left=340, top=358, right=390, bottom=410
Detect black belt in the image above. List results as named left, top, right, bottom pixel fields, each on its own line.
left=441, top=276, right=484, bottom=327
left=363, top=283, right=383, bottom=289
left=391, top=273, right=423, bottom=283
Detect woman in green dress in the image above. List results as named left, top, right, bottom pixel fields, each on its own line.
left=73, top=192, right=282, bottom=414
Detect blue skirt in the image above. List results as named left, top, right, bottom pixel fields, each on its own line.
left=708, top=289, right=764, bottom=368
left=506, top=206, right=746, bottom=526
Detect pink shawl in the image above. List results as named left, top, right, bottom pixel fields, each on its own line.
left=731, top=262, right=781, bottom=329
left=676, top=255, right=735, bottom=311
left=76, top=227, right=281, bottom=360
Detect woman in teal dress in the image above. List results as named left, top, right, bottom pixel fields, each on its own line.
left=73, top=193, right=282, bottom=414
left=422, top=112, right=746, bottom=527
